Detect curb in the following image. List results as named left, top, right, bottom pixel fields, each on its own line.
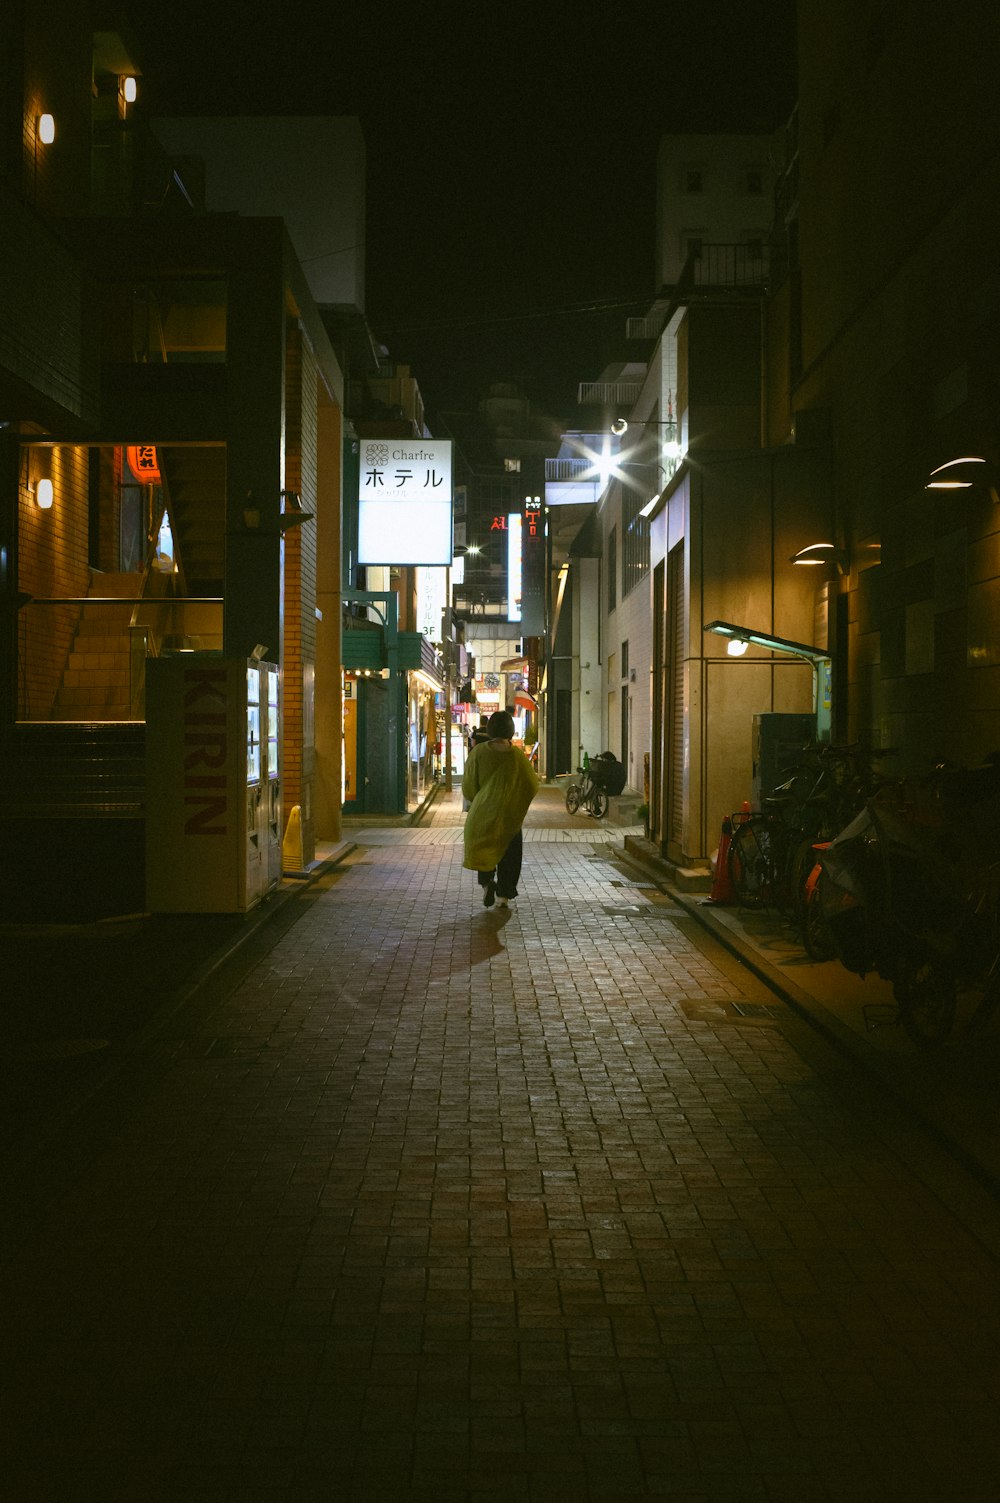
left=617, top=840, right=1000, bottom=1204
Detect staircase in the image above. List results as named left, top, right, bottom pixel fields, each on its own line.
left=161, top=446, right=226, bottom=595
left=53, top=594, right=134, bottom=721
left=7, top=722, right=145, bottom=817
left=3, top=723, right=146, bottom=920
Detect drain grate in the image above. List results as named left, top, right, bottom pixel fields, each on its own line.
left=730, top=1002, right=787, bottom=1020
left=681, top=1000, right=785, bottom=1025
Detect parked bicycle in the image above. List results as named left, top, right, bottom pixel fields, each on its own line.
left=818, top=755, right=1000, bottom=1046
left=564, top=752, right=626, bottom=818
left=727, top=742, right=895, bottom=924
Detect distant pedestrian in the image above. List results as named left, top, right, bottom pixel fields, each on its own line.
left=468, top=715, right=490, bottom=753
left=462, top=709, right=539, bottom=909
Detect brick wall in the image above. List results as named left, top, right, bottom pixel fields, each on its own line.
left=282, top=324, right=319, bottom=861
left=18, top=444, right=91, bottom=719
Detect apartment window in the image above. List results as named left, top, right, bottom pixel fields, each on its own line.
left=621, top=640, right=629, bottom=680
left=681, top=232, right=705, bottom=262
left=684, top=167, right=704, bottom=193
left=622, top=492, right=650, bottom=598
left=607, top=525, right=617, bottom=612
left=503, top=457, right=521, bottom=473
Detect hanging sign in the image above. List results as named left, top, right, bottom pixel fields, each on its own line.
left=358, top=438, right=453, bottom=565
left=126, top=445, right=162, bottom=484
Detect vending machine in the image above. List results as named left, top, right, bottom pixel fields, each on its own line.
left=145, top=654, right=282, bottom=913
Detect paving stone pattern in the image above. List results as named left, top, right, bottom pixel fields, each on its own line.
left=3, top=828, right=1000, bottom=1501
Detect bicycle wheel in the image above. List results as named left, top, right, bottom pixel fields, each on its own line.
left=802, top=869, right=837, bottom=961
left=728, top=818, right=777, bottom=908
left=589, top=788, right=609, bottom=819
left=894, top=959, right=957, bottom=1048
left=565, top=783, right=582, bottom=814
left=787, top=835, right=818, bottom=926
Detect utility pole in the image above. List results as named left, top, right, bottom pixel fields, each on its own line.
left=443, top=563, right=453, bottom=791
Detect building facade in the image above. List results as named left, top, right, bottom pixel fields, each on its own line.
left=1, top=5, right=346, bottom=919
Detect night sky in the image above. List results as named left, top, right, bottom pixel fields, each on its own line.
left=134, top=1, right=796, bottom=423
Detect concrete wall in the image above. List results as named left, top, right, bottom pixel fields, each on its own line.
left=656, top=132, right=780, bottom=288
left=791, top=2, right=1000, bottom=771
left=572, top=558, right=602, bottom=767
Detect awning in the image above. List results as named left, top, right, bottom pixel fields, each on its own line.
left=515, top=690, right=537, bottom=712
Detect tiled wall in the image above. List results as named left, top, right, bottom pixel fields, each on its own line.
left=18, top=445, right=91, bottom=719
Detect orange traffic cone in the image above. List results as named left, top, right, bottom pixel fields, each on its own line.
left=706, top=814, right=735, bottom=904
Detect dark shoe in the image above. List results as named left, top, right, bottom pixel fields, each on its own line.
left=482, top=880, right=496, bottom=908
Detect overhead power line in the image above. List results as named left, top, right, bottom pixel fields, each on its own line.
left=376, top=294, right=652, bottom=338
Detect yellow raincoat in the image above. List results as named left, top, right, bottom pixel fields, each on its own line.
left=462, top=740, right=539, bottom=871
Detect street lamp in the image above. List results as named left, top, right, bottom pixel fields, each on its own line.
left=611, top=415, right=683, bottom=463
left=704, top=619, right=833, bottom=743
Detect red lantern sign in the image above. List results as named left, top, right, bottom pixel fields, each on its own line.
left=126, top=445, right=162, bottom=484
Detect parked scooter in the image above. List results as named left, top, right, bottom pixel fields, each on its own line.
left=814, top=757, right=1000, bottom=1046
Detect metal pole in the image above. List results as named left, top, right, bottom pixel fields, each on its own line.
left=444, top=564, right=453, bottom=791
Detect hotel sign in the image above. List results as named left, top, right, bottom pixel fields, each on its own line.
left=358, top=438, right=453, bottom=566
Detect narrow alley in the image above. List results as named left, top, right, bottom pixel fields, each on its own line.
left=3, top=795, right=1000, bottom=1502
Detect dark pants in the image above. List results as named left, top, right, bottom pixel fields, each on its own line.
left=477, top=830, right=523, bottom=899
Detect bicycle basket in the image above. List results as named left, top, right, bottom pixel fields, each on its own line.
left=590, top=754, right=627, bottom=796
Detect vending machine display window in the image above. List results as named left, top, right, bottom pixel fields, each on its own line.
left=267, top=669, right=279, bottom=783
left=247, top=665, right=261, bottom=784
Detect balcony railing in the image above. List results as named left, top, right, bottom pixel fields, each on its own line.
left=626, top=315, right=667, bottom=340
left=545, top=458, right=595, bottom=481
left=688, top=243, right=770, bottom=290
left=577, top=381, right=644, bottom=407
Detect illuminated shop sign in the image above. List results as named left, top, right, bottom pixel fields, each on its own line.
left=507, top=511, right=522, bottom=622
left=358, top=438, right=453, bottom=565
left=127, top=445, right=161, bottom=484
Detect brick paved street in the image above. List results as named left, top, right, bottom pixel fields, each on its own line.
left=3, top=800, right=1000, bottom=1501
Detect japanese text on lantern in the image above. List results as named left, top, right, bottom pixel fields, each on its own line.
left=127, top=445, right=161, bottom=484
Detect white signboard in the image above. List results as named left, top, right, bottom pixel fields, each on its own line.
left=358, top=438, right=453, bottom=565
left=416, top=566, right=447, bottom=642
left=507, top=511, right=522, bottom=622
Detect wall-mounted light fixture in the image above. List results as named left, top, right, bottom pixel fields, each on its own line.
left=37, top=113, right=55, bottom=145
left=926, top=456, right=1000, bottom=503
left=123, top=76, right=137, bottom=103
left=704, top=619, right=833, bottom=742
left=726, top=637, right=749, bottom=657
left=790, top=542, right=849, bottom=573
left=279, top=489, right=315, bottom=531
left=35, top=478, right=54, bottom=510
left=611, top=415, right=683, bottom=463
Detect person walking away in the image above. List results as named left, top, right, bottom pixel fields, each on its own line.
left=468, top=715, right=490, bottom=753
left=463, top=710, right=539, bottom=908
